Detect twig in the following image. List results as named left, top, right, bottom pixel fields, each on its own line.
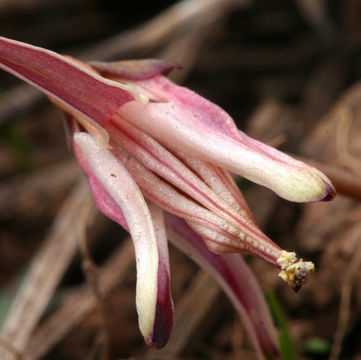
left=22, top=239, right=134, bottom=360
left=295, top=0, right=335, bottom=43
left=145, top=270, right=220, bottom=359
left=328, top=102, right=361, bottom=359
left=336, top=106, right=361, bottom=174
left=78, top=198, right=109, bottom=360
left=0, top=160, right=80, bottom=217
left=0, top=339, right=21, bottom=360
left=0, top=86, right=45, bottom=128
left=329, top=224, right=361, bottom=360
left=82, top=0, right=250, bottom=61
left=0, top=178, right=91, bottom=360
left=231, top=315, right=245, bottom=360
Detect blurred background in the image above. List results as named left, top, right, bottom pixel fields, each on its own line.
left=1, top=0, right=361, bottom=359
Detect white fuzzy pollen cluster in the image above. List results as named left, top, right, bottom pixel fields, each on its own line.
left=277, top=250, right=315, bottom=292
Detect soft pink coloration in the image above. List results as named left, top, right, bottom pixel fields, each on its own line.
left=0, top=36, right=336, bottom=356
left=116, top=75, right=334, bottom=203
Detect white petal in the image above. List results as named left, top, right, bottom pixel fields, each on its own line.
left=74, top=132, right=158, bottom=340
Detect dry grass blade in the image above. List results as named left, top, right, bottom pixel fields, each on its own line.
left=0, top=86, right=44, bottom=128
left=295, top=0, right=334, bottom=42
left=82, top=0, right=250, bottom=61
left=0, top=160, right=80, bottom=217
left=330, top=224, right=361, bottom=360
left=78, top=198, right=109, bottom=360
left=336, top=107, right=361, bottom=174
left=0, top=178, right=92, bottom=360
left=145, top=270, right=220, bottom=359
left=22, top=239, right=134, bottom=360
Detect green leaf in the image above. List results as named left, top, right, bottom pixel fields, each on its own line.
left=267, top=292, right=297, bottom=360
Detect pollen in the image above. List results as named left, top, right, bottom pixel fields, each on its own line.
left=277, top=250, right=315, bottom=291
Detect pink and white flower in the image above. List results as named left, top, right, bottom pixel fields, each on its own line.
left=0, top=37, right=335, bottom=358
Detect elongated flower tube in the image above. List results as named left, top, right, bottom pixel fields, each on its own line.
left=0, top=36, right=336, bottom=356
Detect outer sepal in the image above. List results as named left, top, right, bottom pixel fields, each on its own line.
left=0, top=36, right=134, bottom=128
left=73, top=132, right=173, bottom=348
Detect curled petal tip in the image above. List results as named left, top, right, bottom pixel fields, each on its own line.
left=143, top=203, right=173, bottom=350
left=145, top=323, right=171, bottom=349
left=144, top=269, right=174, bottom=350
left=307, top=167, right=336, bottom=202
left=321, top=181, right=336, bottom=201
left=142, top=299, right=173, bottom=349
left=272, top=165, right=336, bottom=203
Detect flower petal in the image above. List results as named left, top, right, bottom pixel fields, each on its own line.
left=118, top=75, right=335, bottom=202
left=111, top=145, right=283, bottom=268
left=171, top=149, right=256, bottom=221
left=165, top=213, right=280, bottom=359
left=108, top=117, right=261, bottom=232
left=89, top=59, right=181, bottom=80
left=111, top=144, right=314, bottom=290
left=73, top=132, right=173, bottom=348
left=0, top=36, right=134, bottom=128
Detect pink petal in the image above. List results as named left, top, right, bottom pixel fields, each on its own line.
left=0, top=36, right=133, bottom=128
left=118, top=75, right=335, bottom=203
left=90, top=59, right=181, bottom=80
left=165, top=213, right=280, bottom=359
left=108, top=118, right=260, bottom=232
left=74, top=132, right=173, bottom=348
left=111, top=145, right=282, bottom=268
left=171, top=150, right=256, bottom=222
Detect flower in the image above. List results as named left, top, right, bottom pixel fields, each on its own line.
left=0, top=37, right=335, bottom=358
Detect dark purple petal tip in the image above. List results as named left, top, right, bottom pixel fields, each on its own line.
left=321, top=181, right=336, bottom=201
left=146, top=265, right=173, bottom=349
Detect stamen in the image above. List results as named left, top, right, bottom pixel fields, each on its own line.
left=277, top=250, right=315, bottom=291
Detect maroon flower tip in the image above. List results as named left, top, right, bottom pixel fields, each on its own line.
left=321, top=182, right=336, bottom=201
left=146, top=268, right=174, bottom=349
